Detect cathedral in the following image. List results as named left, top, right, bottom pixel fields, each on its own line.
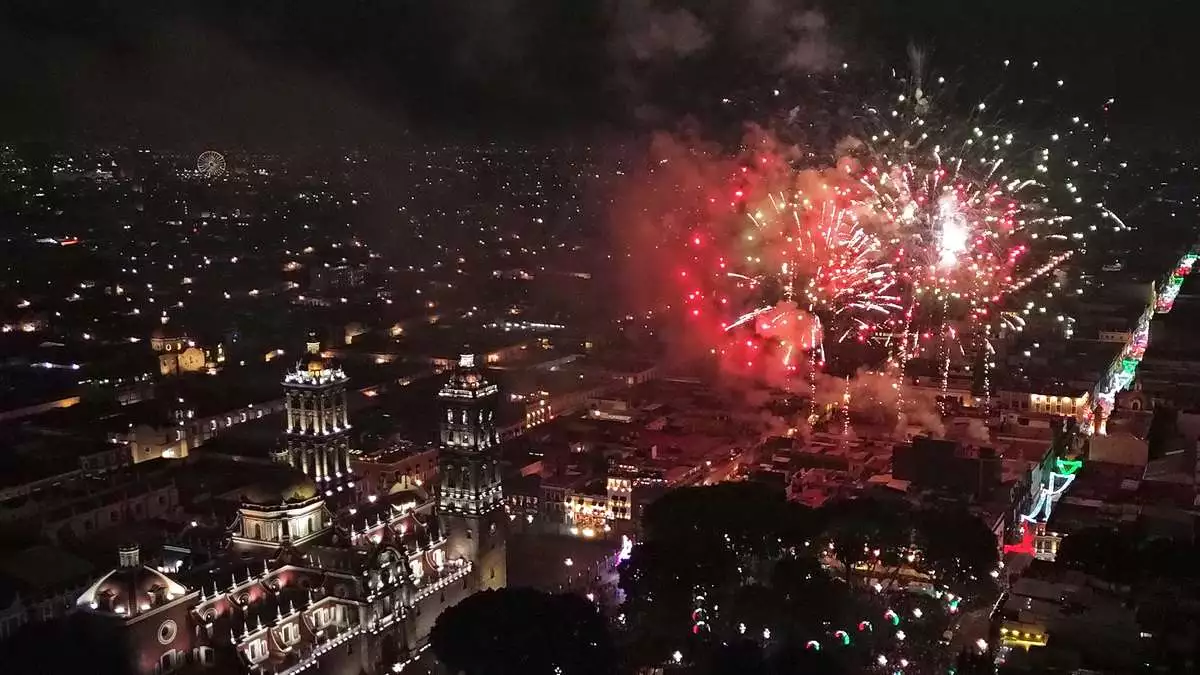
left=73, top=351, right=507, bottom=675
left=272, top=337, right=354, bottom=495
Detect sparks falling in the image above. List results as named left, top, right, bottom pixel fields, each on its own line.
left=686, top=191, right=900, bottom=376
left=671, top=57, right=1123, bottom=391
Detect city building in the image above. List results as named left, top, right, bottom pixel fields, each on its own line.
left=114, top=397, right=285, bottom=465
left=0, top=459, right=181, bottom=542
left=997, top=569, right=1146, bottom=672
left=273, top=337, right=353, bottom=491
left=0, top=545, right=95, bottom=641
left=151, top=325, right=225, bottom=378
left=60, top=351, right=510, bottom=674
left=310, top=263, right=366, bottom=292
left=436, top=354, right=507, bottom=590
left=892, top=437, right=1003, bottom=501
left=349, top=443, right=438, bottom=503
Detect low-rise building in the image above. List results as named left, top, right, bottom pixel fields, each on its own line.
left=0, top=458, right=181, bottom=542
left=349, top=442, right=438, bottom=502
left=997, top=570, right=1147, bottom=672
left=0, top=546, right=94, bottom=641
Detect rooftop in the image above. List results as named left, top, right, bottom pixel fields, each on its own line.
left=0, top=544, right=94, bottom=595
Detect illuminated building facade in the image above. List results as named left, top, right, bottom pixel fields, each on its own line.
left=436, top=354, right=507, bottom=590
left=275, top=338, right=353, bottom=490
left=606, top=475, right=633, bottom=520
left=995, top=390, right=1090, bottom=417
left=73, top=481, right=477, bottom=675
left=229, top=477, right=332, bottom=552
left=437, top=354, right=498, bottom=453
left=151, top=325, right=225, bottom=377
left=58, top=352, right=515, bottom=674
left=565, top=490, right=608, bottom=537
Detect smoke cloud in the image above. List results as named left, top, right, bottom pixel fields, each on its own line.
left=613, top=0, right=711, bottom=62
left=609, top=0, right=839, bottom=73
left=1, top=0, right=845, bottom=139
left=607, top=0, right=840, bottom=120
left=809, top=367, right=946, bottom=439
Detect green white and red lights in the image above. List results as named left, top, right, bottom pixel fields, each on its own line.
left=1020, top=248, right=1198, bottom=538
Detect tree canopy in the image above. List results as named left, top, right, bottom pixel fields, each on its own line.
left=430, top=587, right=617, bottom=675
left=0, top=614, right=132, bottom=675
left=1057, top=525, right=1200, bottom=586
left=618, top=485, right=999, bottom=673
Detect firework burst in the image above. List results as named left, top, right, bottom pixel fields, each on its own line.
left=669, top=57, right=1121, bottom=401
left=850, top=59, right=1114, bottom=320
left=685, top=187, right=900, bottom=376
left=829, top=60, right=1119, bottom=411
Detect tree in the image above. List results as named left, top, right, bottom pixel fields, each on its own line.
left=618, top=483, right=820, bottom=668
left=1140, top=536, right=1200, bottom=582
left=619, top=485, right=976, bottom=674
left=816, top=496, right=912, bottom=586
left=765, top=638, right=849, bottom=675
left=956, top=649, right=994, bottom=675
left=710, top=638, right=768, bottom=675
left=1146, top=404, right=1179, bottom=460
left=1056, top=526, right=1138, bottom=586
left=0, top=614, right=132, bottom=675
left=640, top=482, right=810, bottom=561
left=1060, top=526, right=1200, bottom=587
left=430, top=588, right=616, bottom=675
left=915, top=505, right=1000, bottom=592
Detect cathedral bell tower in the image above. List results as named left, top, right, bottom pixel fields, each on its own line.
left=436, top=353, right=506, bottom=590
left=276, top=336, right=353, bottom=495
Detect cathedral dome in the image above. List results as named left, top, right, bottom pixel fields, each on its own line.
left=76, top=545, right=190, bottom=617
left=240, top=468, right=321, bottom=507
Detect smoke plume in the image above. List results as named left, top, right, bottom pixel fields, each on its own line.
left=609, top=0, right=839, bottom=73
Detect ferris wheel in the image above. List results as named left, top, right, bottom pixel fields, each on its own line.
left=196, top=150, right=226, bottom=178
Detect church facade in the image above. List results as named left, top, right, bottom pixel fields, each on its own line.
left=73, top=353, right=507, bottom=675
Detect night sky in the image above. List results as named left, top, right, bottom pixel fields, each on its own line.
left=1, top=0, right=1195, bottom=145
